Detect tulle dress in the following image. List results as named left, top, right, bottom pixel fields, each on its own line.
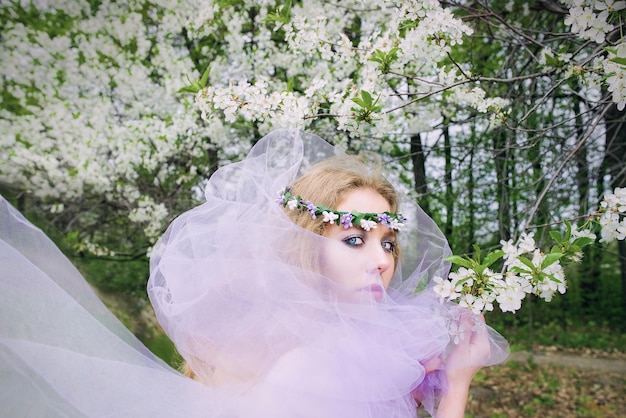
left=0, top=129, right=508, bottom=417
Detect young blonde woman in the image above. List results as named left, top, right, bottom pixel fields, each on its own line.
left=0, top=129, right=508, bottom=417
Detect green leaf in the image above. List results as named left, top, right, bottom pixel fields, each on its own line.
left=369, top=48, right=400, bottom=73
left=198, top=65, right=211, bottom=87
left=544, top=53, right=560, bottom=67
left=471, top=244, right=482, bottom=262
left=351, top=97, right=366, bottom=108
left=264, top=0, right=292, bottom=25
left=482, top=250, right=505, bottom=268
left=510, top=266, right=530, bottom=275
left=517, top=256, right=536, bottom=271
left=361, top=90, right=373, bottom=107
left=177, top=85, right=200, bottom=94
left=454, top=277, right=473, bottom=288
left=550, top=245, right=562, bottom=254
left=546, top=273, right=563, bottom=284
left=571, top=236, right=595, bottom=248
left=370, top=50, right=385, bottom=64
left=445, top=255, right=474, bottom=269
left=549, top=230, right=562, bottom=243
left=177, top=66, right=211, bottom=94
left=350, top=90, right=383, bottom=122
left=564, top=220, right=572, bottom=241
left=541, top=252, right=563, bottom=269
left=609, top=56, right=626, bottom=66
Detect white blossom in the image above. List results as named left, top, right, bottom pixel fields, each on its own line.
left=359, top=219, right=378, bottom=231
left=518, top=232, right=537, bottom=254
left=287, top=199, right=299, bottom=211
left=433, top=275, right=459, bottom=302
left=496, top=287, right=525, bottom=313
left=322, top=211, right=340, bottom=223
left=447, top=320, right=466, bottom=345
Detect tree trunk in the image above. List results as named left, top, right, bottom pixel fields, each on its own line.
left=493, top=127, right=511, bottom=241
left=443, top=121, right=454, bottom=245
left=410, top=134, right=430, bottom=215
left=467, top=133, right=476, bottom=253
left=575, top=97, right=600, bottom=315
left=603, top=102, right=626, bottom=325
left=529, top=136, right=550, bottom=242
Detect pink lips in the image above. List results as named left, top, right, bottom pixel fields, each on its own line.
left=361, top=284, right=384, bottom=302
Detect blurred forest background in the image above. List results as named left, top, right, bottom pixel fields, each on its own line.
left=1, top=2, right=625, bottom=410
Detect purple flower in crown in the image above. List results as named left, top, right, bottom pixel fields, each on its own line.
left=276, top=186, right=293, bottom=206
left=340, top=213, right=354, bottom=229
left=377, top=213, right=392, bottom=228
left=306, top=201, right=317, bottom=219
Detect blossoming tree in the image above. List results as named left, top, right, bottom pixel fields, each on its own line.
left=189, top=0, right=626, bottom=314
left=1, top=0, right=625, bottom=314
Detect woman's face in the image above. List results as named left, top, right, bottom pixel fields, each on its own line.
left=321, top=187, right=396, bottom=302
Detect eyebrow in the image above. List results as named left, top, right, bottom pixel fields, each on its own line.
left=383, top=231, right=397, bottom=239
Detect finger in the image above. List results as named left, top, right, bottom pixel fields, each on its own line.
left=423, top=356, right=442, bottom=373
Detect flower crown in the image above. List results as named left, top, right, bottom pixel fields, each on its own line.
left=277, top=186, right=406, bottom=231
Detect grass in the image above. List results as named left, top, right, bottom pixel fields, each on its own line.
left=486, top=316, right=626, bottom=352
left=144, top=332, right=183, bottom=368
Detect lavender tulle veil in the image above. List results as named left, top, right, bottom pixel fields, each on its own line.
left=1, top=129, right=508, bottom=417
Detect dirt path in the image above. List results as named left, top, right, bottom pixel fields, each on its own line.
left=466, top=348, right=626, bottom=417
left=507, top=350, right=626, bottom=373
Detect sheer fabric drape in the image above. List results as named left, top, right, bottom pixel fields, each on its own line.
left=1, top=129, right=508, bottom=417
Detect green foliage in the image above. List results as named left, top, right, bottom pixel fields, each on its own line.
left=370, top=48, right=400, bottom=74
left=264, top=0, right=291, bottom=25
left=445, top=244, right=505, bottom=297
left=447, top=244, right=505, bottom=273
left=76, top=256, right=149, bottom=295
left=350, top=90, right=383, bottom=123
left=178, top=65, right=211, bottom=94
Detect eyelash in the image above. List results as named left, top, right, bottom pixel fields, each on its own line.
left=382, top=240, right=396, bottom=253
left=343, top=235, right=364, bottom=247
left=342, top=235, right=396, bottom=253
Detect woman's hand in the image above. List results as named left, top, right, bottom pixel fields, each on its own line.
left=436, top=313, right=490, bottom=418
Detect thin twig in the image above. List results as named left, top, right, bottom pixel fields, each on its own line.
left=522, top=103, right=611, bottom=231
left=526, top=212, right=597, bottom=230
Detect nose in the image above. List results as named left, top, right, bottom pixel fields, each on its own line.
left=368, top=243, right=392, bottom=276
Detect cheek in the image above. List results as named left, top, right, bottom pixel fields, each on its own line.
left=320, top=239, right=378, bottom=291
left=320, top=241, right=353, bottom=282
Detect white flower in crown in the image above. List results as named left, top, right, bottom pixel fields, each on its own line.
left=287, top=199, right=299, bottom=210
left=322, top=211, right=339, bottom=223
left=388, top=218, right=405, bottom=230
left=359, top=219, right=378, bottom=231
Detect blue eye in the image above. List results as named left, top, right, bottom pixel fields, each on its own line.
left=382, top=240, right=396, bottom=253
left=343, top=235, right=364, bottom=247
